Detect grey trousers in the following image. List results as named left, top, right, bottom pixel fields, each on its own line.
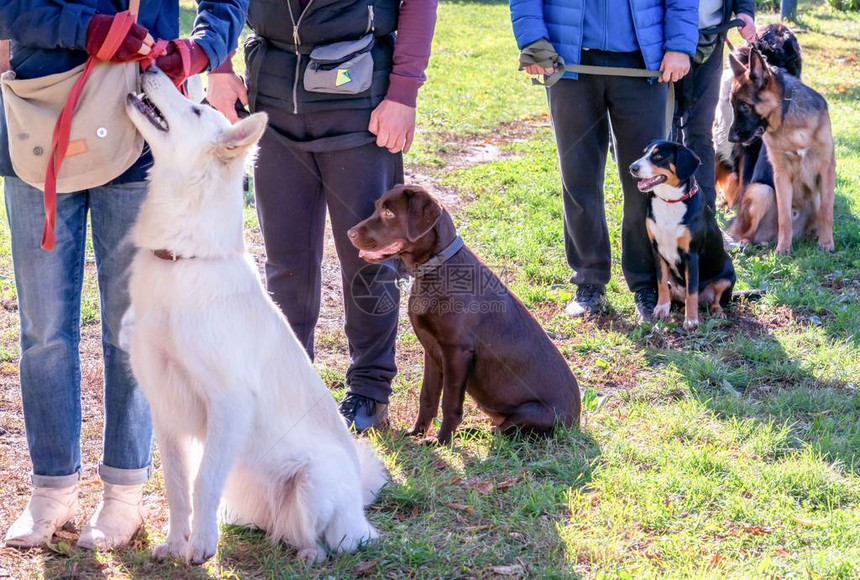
left=548, top=49, right=668, bottom=292
left=253, top=105, right=402, bottom=403
left=672, top=41, right=725, bottom=211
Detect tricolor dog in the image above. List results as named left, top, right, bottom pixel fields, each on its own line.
left=630, top=141, right=736, bottom=330
left=124, top=69, right=386, bottom=566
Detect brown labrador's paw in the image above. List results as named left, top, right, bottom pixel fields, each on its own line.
left=775, top=242, right=792, bottom=255
left=818, top=239, right=835, bottom=253
left=406, top=426, right=426, bottom=438
left=420, top=437, right=440, bottom=447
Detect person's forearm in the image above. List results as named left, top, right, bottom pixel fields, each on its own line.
left=192, top=0, right=249, bottom=71
left=386, top=0, right=438, bottom=108
left=0, top=1, right=95, bottom=52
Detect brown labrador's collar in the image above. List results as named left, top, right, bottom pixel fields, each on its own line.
left=662, top=178, right=699, bottom=204
left=152, top=249, right=193, bottom=262
left=409, top=235, right=465, bottom=278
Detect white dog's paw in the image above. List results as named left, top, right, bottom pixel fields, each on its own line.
left=298, top=546, right=327, bottom=566
left=185, top=526, right=218, bottom=565
left=152, top=536, right=188, bottom=561
left=683, top=317, right=699, bottom=331
left=652, top=302, right=671, bottom=320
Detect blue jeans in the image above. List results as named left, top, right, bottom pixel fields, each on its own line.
left=3, top=177, right=153, bottom=488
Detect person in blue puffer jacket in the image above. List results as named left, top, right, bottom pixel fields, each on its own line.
left=510, top=0, right=698, bottom=322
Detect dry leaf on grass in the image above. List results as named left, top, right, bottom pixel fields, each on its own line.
left=445, top=502, right=476, bottom=515
left=738, top=523, right=772, bottom=535
left=709, top=552, right=723, bottom=567
left=489, top=564, right=526, bottom=576
left=353, top=557, right=384, bottom=576
left=496, top=479, right=517, bottom=490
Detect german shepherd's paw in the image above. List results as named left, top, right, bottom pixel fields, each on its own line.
left=818, top=239, right=835, bottom=253
left=683, top=317, right=699, bottom=331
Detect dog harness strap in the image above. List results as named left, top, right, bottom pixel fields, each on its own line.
left=664, top=179, right=699, bottom=204
left=41, top=13, right=180, bottom=251
left=781, top=82, right=793, bottom=122
left=409, top=235, right=465, bottom=278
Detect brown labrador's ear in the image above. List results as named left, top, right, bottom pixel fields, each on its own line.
left=728, top=51, right=747, bottom=79
left=405, top=186, right=443, bottom=242
left=748, top=48, right=771, bottom=91
left=215, top=112, right=268, bottom=162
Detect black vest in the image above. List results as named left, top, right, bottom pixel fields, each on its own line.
left=245, top=0, right=400, bottom=114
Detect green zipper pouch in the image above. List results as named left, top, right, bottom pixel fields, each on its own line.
left=304, top=34, right=375, bottom=95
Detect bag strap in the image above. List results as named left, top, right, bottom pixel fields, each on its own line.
left=41, top=12, right=137, bottom=249
left=40, top=7, right=180, bottom=251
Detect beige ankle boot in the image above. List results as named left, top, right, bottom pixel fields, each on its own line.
left=76, top=483, right=144, bottom=551
left=4, top=485, right=79, bottom=548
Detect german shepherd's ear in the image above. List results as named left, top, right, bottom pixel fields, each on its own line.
left=748, top=48, right=771, bottom=91
left=728, top=51, right=747, bottom=79
left=216, top=112, right=268, bottom=161
left=404, top=186, right=443, bottom=242
left=675, top=146, right=701, bottom=182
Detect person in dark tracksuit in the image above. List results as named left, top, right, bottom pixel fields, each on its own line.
left=207, top=0, right=438, bottom=432
left=510, top=0, right=699, bottom=323
left=672, top=0, right=756, bottom=211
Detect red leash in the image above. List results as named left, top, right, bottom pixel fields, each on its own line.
left=41, top=10, right=189, bottom=250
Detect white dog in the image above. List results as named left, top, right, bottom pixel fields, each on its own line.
left=123, top=70, right=387, bottom=565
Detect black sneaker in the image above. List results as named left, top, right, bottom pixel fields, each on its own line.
left=634, top=287, right=658, bottom=323
left=338, top=393, right=390, bottom=433
left=564, top=284, right=605, bottom=317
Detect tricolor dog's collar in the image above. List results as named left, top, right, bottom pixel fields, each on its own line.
left=409, top=235, right=465, bottom=278
left=662, top=179, right=699, bottom=204
left=152, top=249, right=193, bottom=261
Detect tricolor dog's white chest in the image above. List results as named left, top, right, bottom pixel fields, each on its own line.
left=646, top=199, right=688, bottom=272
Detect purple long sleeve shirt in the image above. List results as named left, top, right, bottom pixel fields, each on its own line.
left=386, top=0, right=438, bottom=107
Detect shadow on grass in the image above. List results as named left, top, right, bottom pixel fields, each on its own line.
left=656, top=309, right=860, bottom=473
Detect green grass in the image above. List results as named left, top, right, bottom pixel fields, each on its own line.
left=3, top=0, right=860, bottom=578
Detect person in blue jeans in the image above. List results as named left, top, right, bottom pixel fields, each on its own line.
left=510, top=0, right=698, bottom=322
left=1, top=0, right=246, bottom=551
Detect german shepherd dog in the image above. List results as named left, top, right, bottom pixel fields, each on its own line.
left=728, top=47, right=836, bottom=254
left=714, top=23, right=803, bottom=213
left=714, top=24, right=816, bottom=246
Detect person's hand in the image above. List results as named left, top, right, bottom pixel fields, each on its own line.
left=369, top=99, right=416, bottom=154
left=737, top=13, right=757, bottom=43
left=207, top=72, right=249, bottom=123
left=155, top=39, right=209, bottom=85
left=659, top=51, right=691, bottom=83
left=524, top=64, right=554, bottom=76
left=86, top=14, right=153, bottom=62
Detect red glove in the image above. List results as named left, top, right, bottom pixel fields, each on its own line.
left=155, top=39, right=210, bottom=84
left=86, top=14, right=152, bottom=62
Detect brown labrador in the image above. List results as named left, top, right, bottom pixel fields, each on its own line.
left=348, top=185, right=581, bottom=445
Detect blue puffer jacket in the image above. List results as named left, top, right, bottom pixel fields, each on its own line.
left=510, top=0, right=699, bottom=80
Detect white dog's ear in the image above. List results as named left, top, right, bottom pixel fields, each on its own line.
left=216, top=112, right=268, bottom=161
